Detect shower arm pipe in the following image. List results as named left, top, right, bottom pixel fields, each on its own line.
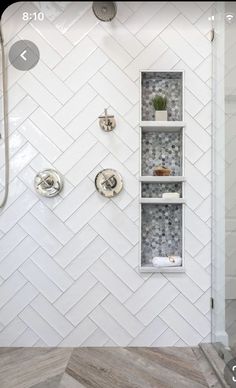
left=0, top=20, right=9, bottom=208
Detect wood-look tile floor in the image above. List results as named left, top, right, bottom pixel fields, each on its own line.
left=0, top=347, right=221, bottom=388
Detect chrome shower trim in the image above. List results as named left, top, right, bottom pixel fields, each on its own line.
left=0, top=21, right=9, bottom=208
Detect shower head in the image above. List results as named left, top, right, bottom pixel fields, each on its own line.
left=92, top=2, right=117, bottom=22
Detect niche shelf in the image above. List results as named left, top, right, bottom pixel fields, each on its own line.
left=139, top=70, right=185, bottom=273
left=140, top=176, right=185, bottom=182
left=141, top=121, right=185, bottom=131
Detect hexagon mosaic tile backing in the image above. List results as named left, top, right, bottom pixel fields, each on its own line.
left=142, top=131, right=182, bottom=176
left=142, top=182, right=182, bottom=198
left=141, top=204, right=182, bottom=264
left=142, top=72, right=183, bottom=121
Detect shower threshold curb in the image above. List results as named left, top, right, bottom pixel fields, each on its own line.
left=199, top=343, right=230, bottom=388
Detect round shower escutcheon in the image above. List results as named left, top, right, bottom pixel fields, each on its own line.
left=34, top=169, right=63, bottom=197
left=92, top=2, right=117, bottom=22
left=95, top=169, right=123, bottom=198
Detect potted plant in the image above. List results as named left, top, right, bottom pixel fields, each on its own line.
left=152, top=95, right=168, bottom=121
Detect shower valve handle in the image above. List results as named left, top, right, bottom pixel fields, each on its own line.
left=99, top=108, right=116, bottom=132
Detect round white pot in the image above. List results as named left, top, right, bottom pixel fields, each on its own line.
left=155, top=110, right=168, bottom=121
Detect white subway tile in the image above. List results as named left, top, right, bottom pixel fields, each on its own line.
left=0, top=84, right=26, bottom=121
left=137, top=283, right=179, bottom=325
left=0, top=236, right=38, bottom=279
left=19, top=212, right=62, bottom=255
left=175, top=61, right=211, bottom=105
left=160, top=306, right=202, bottom=345
left=125, top=37, right=167, bottom=81
left=18, top=73, right=62, bottom=115
left=152, top=328, right=179, bottom=347
left=7, top=96, right=38, bottom=134
left=89, top=25, right=132, bottom=69
left=101, top=249, right=143, bottom=291
left=184, top=89, right=203, bottom=118
left=101, top=202, right=138, bottom=245
left=112, top=112, right=139, bottom=152
left=0, top=272, right=26, bottom=309
left=185, top=160, right=211, bottom=199
left=54, top=36, right=96, bottom=80
left=125, top=274, right=167, bottom=314
left=31, top=295, right=73, bottom=337
left=54, top=131, right=96, bottom=174
left=30, top=202, right=73, bottom=245
left=185, top=113, right=211, bottom=152
left=0, top=142, right=37, bottom=186
left=195, top=149, right=211, bottom=176
left=20, top=260, right=62, bottom=303
left=165, top=272, right=203, bottom=303
left=0, top=178, right=26, bottom=215
left=125, top=2, right=165, bottom=35
left=54, top=272, right=97, bottom=314
left=161, top=26, right=203, bottom=69
left=171, top=295, right=210, bottom=337
left=90, top=306, right=132, bottom=346
left=101, top=61, right=139, bottom=105
left=11, top=328, right=39, bottom=347
left=89, top=121, right=132, bottom=163
left=66, top=192, right=107, bottom=233
left=66, top=95, right=106, bottom=139
left=19, top=24, right=62, bottom=68
left=31, top=248, right=73, bottom=291
left=54, top=177, right=95, bottom=222
left=54, top=225, right=96, bottom=268
left=185, top=135, right=203, bottom=164
left=54, top=84, right=96, bottom=128
left=0, top=283, right=38, bottom=326
left=20, top=306, right=62, bottom=346
left=55, top=2, right=91, bottom=33
left=102, top=295, right=143, bottom=337
left=195, top=102, right=211, bottom=129
left=65, top=49, right=108, bottom=94
left=174, top=2, right=203, bottom=23
left=102, top=19, right=143, bottom=58
left=172, top=15, right=210, bottom=58
left=30, top=108, right=73, bottom=152
left=81, top=328, right=108, bottom=347
left=0, top=190, right=38, bottom=233
left=89, top=72, right=132, bottom=116
left=90, top=214, right=132, bottom=257
left=185, top=254, right=211, bottom=292
left=67, top=142, right=109, bottom=186
left=67, top=236, right=108, bottom=280
left=0, top=318, right=26, bottom=346
left=31, top=61, right=73, bottom=104
left=89, top=260, right=132, bottom=303
left=3, top=2, right=39, bottom=43
left=19, top=119, right=61, bottom=163
left=31, top=17, right=73, bottom=56
left=66, top=283, right=109, bottom=325
left=130, top=316, right=167, bottom=346
left=150, top=49, right=180, bottom=71
left=137, top=3, right=179, bottom=46
left=65, top=8, right=98, bottom=44
left=60, top=318, right=96, bottom=346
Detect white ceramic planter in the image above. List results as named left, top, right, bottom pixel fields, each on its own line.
left=155, top=110, right=168, bottom=121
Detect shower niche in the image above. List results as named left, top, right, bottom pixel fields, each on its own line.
left=139, top=70, right=185, bottom=272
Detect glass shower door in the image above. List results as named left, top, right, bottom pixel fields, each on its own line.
left=212, top=1, right=236, bottom=353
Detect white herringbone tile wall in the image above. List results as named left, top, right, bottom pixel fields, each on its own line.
left=0, top=1, right=212, bottom=346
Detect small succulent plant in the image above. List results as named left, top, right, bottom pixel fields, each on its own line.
left=152, top=95, right=167, bottom=111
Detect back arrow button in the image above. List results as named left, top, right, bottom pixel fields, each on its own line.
left=9, top=40, right=40, bottom=71
left=20, top=50, right=27, bottom=61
